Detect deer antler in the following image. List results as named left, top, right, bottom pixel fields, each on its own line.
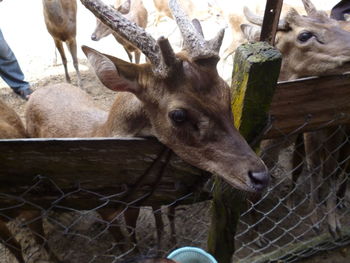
left=243, top=6, right=287, bottom=30
left=301, top=0, right=329, bottom=21
left=169, top=0, right=224, bottom=64
left=80, top=0, right=178, bottom=78
left=301, top=0, right=317, bottom=16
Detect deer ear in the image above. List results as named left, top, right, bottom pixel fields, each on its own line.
left=285, top=8, right=301, bottom=26
left=82, top=45, right=141, bottom=94
left=241, top=24, right=261, bottom=42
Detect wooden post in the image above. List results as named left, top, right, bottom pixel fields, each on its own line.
left=260, top=0, right=283, bottom=45
left=208, top=42, right=281, bottom=263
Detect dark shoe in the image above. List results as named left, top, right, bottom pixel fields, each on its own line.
left=14, top=88, right=33, bottom=100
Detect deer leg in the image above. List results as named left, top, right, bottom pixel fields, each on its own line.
left=288, top=133, right=305, bottom=208
left=53, top=45, right=58, bottom=66
left=167, top=206, right=176, bottom=245
left=19, top=210, right=62, bottom=263
left=337, top=167, right=348, bottom=209
left=98, top=208, right=131, bottom=252
left=322, top=127, right=343, bottom=238
left=323, top=174, right=342, bottom=239
left=134, top=50, right=141, bottom=64
left=304, top=132, right=323, bottom=233
left=123, top=47, right=133, bottom=63
left=151, top=205, right=164, bottom=251
left=54, top=39, right=70, bottom=83
left=123, top=207, right=140, bottom=248
left=66, top=38, right=82, bottom=87
left=336, top=128, right=350, bottom=209
left=0, top=219, right=25, bottom=263
left=259, top=139, right=281, bottom=172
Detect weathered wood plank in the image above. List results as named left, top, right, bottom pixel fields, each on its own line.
left=260, top=0, right=283, bottom=45
left=0, top=137, right=211, bottom=210
left=208, top=42, right=281, bottom=263
left=265, top=73, right=350, bottom=138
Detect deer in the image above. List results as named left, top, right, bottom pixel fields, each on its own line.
left=0, top=99, right=26, bottom=139
left=42, top=0, right=82, bottom=87
left=152, top=0, right=193, bottom=25
left=152, top=0, right=220, bottom=26
left=0, top=99, right=60, bottom=263
left=2, top=0, right=269, bottom=261
left=91, top=0, right=148, bottom=64
left=291, top=0, right=350, bottom=238
left=241, top=0, right=350, bottom=239
left=219, top=0, right=313, bottom=60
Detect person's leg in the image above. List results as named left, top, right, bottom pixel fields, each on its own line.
left=0, top=28, right=32, bottom=98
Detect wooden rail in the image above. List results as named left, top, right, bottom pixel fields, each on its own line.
left=266, top=73, right=350, bottom=138
left=0, top=137, right=211, bottom=210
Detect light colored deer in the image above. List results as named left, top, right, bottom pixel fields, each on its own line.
left=19, top=0, right=269, bottom=260
left=242, top=0, right=350, bottom=238
left=292, top=0, right=350, bottom=238
left=91, top=0, right=148, bottom=64
left=0, top=99, right=26, bottom=139
left=152, top=0, right=193, bottom=25
left=220, top=0, right=313, bottom=60
left=42, top=0, right=82, bottom=87
left=152, top=0, right=221, bottom=25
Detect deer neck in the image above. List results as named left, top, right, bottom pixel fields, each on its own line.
left=95, top=93, right=152, bottom=137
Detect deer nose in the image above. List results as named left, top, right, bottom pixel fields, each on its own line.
left=91, top=34, right=97, bottom=41
left=248, top=170, right=270, bottom=191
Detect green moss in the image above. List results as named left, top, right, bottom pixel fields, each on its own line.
left=208, top=42, right=281, bottom=263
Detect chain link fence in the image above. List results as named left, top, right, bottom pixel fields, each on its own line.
left=1, top=115, right=349, bottom=263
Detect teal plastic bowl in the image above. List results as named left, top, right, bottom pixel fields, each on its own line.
left=167, top=247, right=218, bottom=263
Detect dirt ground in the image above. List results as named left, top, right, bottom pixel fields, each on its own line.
left=1, top=0, right=350, bottom=262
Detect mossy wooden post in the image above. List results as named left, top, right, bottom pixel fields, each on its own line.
left=207, top=42, right=281, bottom=263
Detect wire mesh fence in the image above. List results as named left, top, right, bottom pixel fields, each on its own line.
left=1, top=116, right=350, bottom=263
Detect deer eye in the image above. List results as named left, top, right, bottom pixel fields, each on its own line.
left=169, top=109, right=188, bottom=125
left=297, top=31, right=314, bottom=42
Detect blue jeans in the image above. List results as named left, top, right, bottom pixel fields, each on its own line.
left=0, top=28, right=30, bottom=93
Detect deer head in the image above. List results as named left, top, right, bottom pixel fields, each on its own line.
left=80, top=0, right=269, bottom=193
left=242, top=5, right=350, bottom=81
left=91, top=0, right=130, bottom=41
left=302, top=0, right=350, bottom=32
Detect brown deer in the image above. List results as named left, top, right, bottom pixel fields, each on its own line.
left=23, top=0, right=269, bottom=260
left=0, top=99, right=26, bottom=138
left=91, top=0, right=148, bottom=64
left=0, top=100, right=59, bottom=263
left=152, top=0, right=219, bottom=25
left=242, top=0, right=350, bottom=238
left=152, top=0, right=193, bottom=25
left=292, top=0, right=350, bottom=238
left=221, top=1, right=312, bottom=60
left=42, top=0, right=82, bottom=87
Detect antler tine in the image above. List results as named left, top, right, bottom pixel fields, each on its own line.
left=169, top=0, right=224, bottom=62
left=301, top=0, right=317, bottom=16
left=243, top=6, right=287, bottom=30
left=81, top=0, right=174, bottom=78
left=157, top=37, right=179, bottom=68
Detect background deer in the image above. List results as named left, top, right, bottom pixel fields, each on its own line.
left=151, top=0, right=221, bottom=26
left=242, top=0, right=350, bottom=238
left=91, top=0, right=148, bottom=64
left=291, top=0, right=350, bottom=238
left=0, top=99, right=26, bottom=138
left=42, top=0, right=82, bottom=87
left=152, top=0, right=193, bottom=25
left=0, top=100, right=60, bottom=263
